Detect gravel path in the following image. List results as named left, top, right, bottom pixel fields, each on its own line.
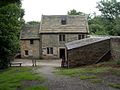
left=34, top=61, right=118, bottom=90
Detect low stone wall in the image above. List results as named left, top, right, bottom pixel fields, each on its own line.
left=67, top=39, right=111, bottom=67
left=110, top=36, right=120, bottom=61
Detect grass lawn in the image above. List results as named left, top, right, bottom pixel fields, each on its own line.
left=55, top=61, right=120, bottom=89
left=0, top=67, right=48, bottom=90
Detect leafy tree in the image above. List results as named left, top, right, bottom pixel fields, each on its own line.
left=68, top=9, right=85, bottom=15
left=113, top=17, right=120, bottom=35
left=0, top=0, right=24, bottom=69
left=89, top=16, right=108, bottom=35
left=97, top=0, right=120, bottom=20
left=25, top=21, right=40, bottom=27
left=96, top=0, right=120, bottom=35
left=26, top=21, right=40, bottom=25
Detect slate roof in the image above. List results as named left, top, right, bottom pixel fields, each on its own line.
left=20, top=23, right=40, bottom=39
left=40, top=15, right=89, bottom=33
left=65, top=37, right=110, bottom=50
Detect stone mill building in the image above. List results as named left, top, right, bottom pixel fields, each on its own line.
left=20, top=15, right=89, bottom=59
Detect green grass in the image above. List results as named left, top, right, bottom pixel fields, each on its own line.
left=55, top=66, right=120, bottom=86
left=55, top=67, right=111, bottom=77
left=0, top=67, right=46, bottom=90
left=91, top=79, right=102, bottom=84
left=108, top=83, right=120, bottom=89
left=25, top=86, right=48, bottom=90
left=80, top=75, right=96, bottom=80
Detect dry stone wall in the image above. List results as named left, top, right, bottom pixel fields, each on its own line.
left=67, top=39, right=111, bottom=67
left=111, top=37, right=120, bottom=61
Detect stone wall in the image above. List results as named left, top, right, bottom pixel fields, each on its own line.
left=41, top=33, right=87, bottom=59
left=67, top=39, right=110, bottom=67
left=110, top=36, right=120, bottom=61
left=20, top=39, right=40, bottom=59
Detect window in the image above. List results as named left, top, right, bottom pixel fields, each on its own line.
left=59, top=34, right=65, bottom=41
left=61, top=18, right=66, bottom=25
left=25, top=50, right=28, bottom=55
left=47, top=47, right=53, bottom=54
left=30, top=39, right=34, bottom=44
left=78, top=34, right=85, bottom=40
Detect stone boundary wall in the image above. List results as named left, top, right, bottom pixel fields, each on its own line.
left=110, top=36, right=120, bottom=61
left=67, top=39, right=110, bottom=67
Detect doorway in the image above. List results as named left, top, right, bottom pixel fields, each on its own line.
left=59, top=48, right=65, bottom=59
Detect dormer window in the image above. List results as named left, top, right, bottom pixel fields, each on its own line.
left=61, top=18, right=66, bottom=25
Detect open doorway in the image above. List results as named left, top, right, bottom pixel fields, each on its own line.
left=59, top=48, right=65, bottom=59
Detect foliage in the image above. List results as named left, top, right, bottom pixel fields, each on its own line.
left=89, top=0, right=120, bottom=35
left=0, top=0, right=24, bottom=69
left=89, top=16, right=108, bottom=35
left=97, top=0, right=120, bottom=20
left=0, top=67, right=45, bottom=90
left=116, top=59, right=120, bottom=65
left=0, top=0, right=21, bottom=7
left=68, top=9, right=85, bottom=15
left=26, top=21, right=40, bottom=25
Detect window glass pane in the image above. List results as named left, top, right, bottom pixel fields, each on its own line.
left=63, top=35, right=65, bottom=41
left=30, top=40, right=34, bottom=44
left=25, top=50, right=28, bottom=55
left=59, top=35, right=62, bottom=41
left=82, top=35, right=85, bottom=39
left=47, top=47, right=53, bottom=54
left=47, top=48, right=49, bottom=54
left=50, top=48, right=53, bottom=54
left=78, top=35, right=81, bottom=40
left=61, top=18, right=66, bottom=25
left=78, top=34, right=85, bottom=40
left=59, top=34, right=65, bottom=41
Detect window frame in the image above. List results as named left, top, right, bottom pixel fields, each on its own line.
left=47, top=47, right=53, bottom=54
left=30, top=39, right=34, bottom=44
left=25, top=50, right=28, bottom=55
left=61, top=18, right=67, bottom=25
left=59, top=34, right=65, bottom=41
left=78, top=34, right=85, bottom=40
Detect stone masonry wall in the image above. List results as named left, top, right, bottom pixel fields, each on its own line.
left=20, top=39, right=40, bottom=59
left=67, top=39, right=110, bottom=67
left=110, top=37, right=120, bottom=61
left=41, top=33, right=87, bottom=59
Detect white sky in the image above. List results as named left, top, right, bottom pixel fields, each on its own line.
left=22, top=0, right=102, bottom=22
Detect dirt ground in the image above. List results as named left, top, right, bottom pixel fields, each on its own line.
left=15, top=59, right=119, bottom=90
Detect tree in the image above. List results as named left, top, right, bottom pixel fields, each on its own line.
left=68, top=9, right=85, bottom=15
left=26, top=21, right=40, bottom=26
left=0, top=0, right=24, bottom=69
left=96, top=0, right=120, bottom=35
left=97, top=0, right=120, bottom=20
left=89, top=16, right=108, bottom=35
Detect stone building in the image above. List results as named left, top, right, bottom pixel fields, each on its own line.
left=20, top=23, right=40, bottom=58
left=20, top=15, right=89, bottom=59
left=40, top=15, right=89, bottom=59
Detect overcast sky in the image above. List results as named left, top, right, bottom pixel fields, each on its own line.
left=22, top=0, right=102, bottom=22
